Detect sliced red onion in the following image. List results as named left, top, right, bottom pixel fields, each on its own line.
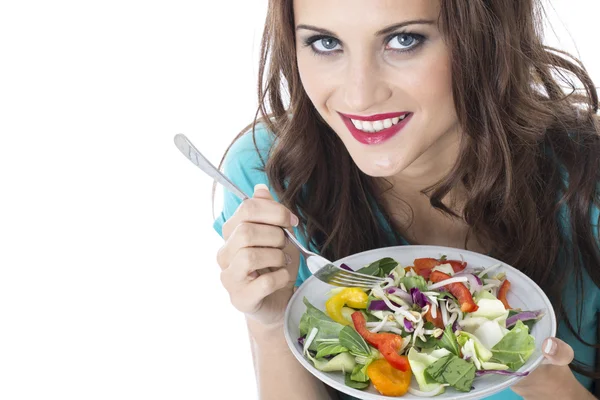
left=340, top=263, right=353, bottom=271
left=404, top=319, right=415, bottom=332
left=506, top=310, right=545, bottom=328
left=386, top=287, right=413, bottom=303
left=476, top=370, right=530, bottom=377
left=410, top=287, right=430, bottom=308
left=453, top=272, right=483, bottom=292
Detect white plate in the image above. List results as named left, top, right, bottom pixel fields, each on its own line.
left=284, top=245, right=557, bottom=400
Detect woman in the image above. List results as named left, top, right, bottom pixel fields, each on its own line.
left=213, top=0, right=600, bottom=399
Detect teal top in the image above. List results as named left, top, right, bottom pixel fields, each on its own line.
left=213, top=125, right=600, bottom=399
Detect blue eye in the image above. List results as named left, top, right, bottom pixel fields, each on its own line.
left=386, top=33, right=424, bottom=52
left=306, top=36, right=342, bottom=54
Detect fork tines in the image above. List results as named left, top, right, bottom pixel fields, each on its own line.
left=315, top=266, right=385, bottom=289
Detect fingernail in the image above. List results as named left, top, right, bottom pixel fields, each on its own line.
left=285, top=253, right=292, bottom=265
left=249, top=271, right=259, bottom=279
left=543, top=338, right=557, bottom=356
left=254, top=183, right=269, bottom=193
left=290, top=214, right=299, bottom=227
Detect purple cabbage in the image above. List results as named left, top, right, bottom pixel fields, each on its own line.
left=452, top=320, right=460, bottom=333
left=340, top=263, right=353, bottom=271
left=506, top=310, right=545, bottom=329
left=410, top=287, right=430, bottom=308
left=298, top=336, right=305, bottom=346
left=386, top=287, right=413, bottom=304
left=476, top=370, right=530, bottom=377
left=404, top=319, right=414, bottom=332
left=368, top=299, right=402, bottom=311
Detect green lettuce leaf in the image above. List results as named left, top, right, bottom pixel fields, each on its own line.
left=490, top=320, right=535, bottom=370
left=401, top=275, right=428, bottom=292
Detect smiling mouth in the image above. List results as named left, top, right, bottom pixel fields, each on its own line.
left=338, top=111, right=413, bottom=145
left=348, top=114, right=409, bottom=133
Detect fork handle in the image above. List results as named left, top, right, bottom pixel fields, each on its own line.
left=174, top=133, right=310, bottom=258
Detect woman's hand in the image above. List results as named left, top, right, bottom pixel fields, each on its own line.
left=512, top=337, right=594, bottom=399
left=216, top=184, right=301, bottom=328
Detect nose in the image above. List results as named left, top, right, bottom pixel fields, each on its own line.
left=343, top=57, right=392, bottom=113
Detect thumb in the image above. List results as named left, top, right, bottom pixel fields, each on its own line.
left=253, top=183, right=300, bottom=228
left=253, top=183, right=274, bottom=200
left=542, top=337, right=574, bottom=366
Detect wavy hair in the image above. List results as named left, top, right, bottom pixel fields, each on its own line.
left=217, top=0, right=600, bottom=378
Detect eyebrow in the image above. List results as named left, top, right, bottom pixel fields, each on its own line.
left=295, top=19, right=435, bottom=37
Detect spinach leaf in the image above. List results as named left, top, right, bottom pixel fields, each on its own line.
left=300, top=297, right=345, bottom=351
left=438, top=324, right=460, bottom=357
left=437, top=291, right=459, bottom=303
left=339, top=326, right=371, bottom=357
left=415, top=335, right=438, bottom=350
left=425, top=354, right=453, bottom=380
left=490, top=320, right=535, bottom=370
left=356, top=257, right=398, bottom=278
left=345, top=373, right=370, bottom=390
left=426, top=354, right=476, bottom=392
left=316, top=342, right=349, bottom=359
left=350, top=363, right=370, bottom=383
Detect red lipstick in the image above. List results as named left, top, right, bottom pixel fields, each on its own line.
left=338, top=112, right=412, bottom=145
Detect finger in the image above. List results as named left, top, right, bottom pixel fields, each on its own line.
left=216, top=223, right=287, bottom=270
left=227, top=247, right=290, bottom=283
left=245, top=267, right=292, bottom=300
left=248, top=184, right=298, bottom=276
left=542, top=337, right=574, bottom=366
left=222, top=184, right=299, bottom=240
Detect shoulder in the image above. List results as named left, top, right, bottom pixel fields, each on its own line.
left=222, top=123, right=275, bottom=175
left=213, top=123, right=277, bottom=236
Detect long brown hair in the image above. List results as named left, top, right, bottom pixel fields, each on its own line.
left=216, top=0, right=600, bottom=378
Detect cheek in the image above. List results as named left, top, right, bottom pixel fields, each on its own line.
left=297, top=55, right=328, bottom=109
left=408, top=52, right=455, bottom=118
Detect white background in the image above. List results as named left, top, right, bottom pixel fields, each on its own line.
left=0, top=1, right=598, bottom=399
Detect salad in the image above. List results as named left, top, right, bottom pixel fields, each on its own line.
left=298, top=256, right=546, bottom=397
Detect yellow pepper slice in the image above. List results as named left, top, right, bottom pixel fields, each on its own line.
left=367, top=358, right=412, bottom=396
left=325, top=288, right=368, bottom=325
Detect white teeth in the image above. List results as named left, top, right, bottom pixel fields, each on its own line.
left=349, top=114, right=409, bottom=133
left=351, top=119, right=363, bottom=130
left=362, top=121, right=374, bottom=132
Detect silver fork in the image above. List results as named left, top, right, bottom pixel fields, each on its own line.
left=173, top=133, right=385, bottom=289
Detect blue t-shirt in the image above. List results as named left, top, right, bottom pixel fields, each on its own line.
left=213, top=125, right=600, bottom=399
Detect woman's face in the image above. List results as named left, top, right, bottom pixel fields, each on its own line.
left=294, top=0, right=460, bottom=181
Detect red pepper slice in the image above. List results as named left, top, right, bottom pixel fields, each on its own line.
left=351, top=312, right=410, bottom=372
left=498, top=279, right=511, bottom=309
left=413, top=258, right=439, bottom=279
left=413, top=258, right=467, bottom=279
left=424, top=306, right=444, bottom=329
left=430, top=270, right=479, bottom=313
left=448, top=260, right=467, bottom=273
